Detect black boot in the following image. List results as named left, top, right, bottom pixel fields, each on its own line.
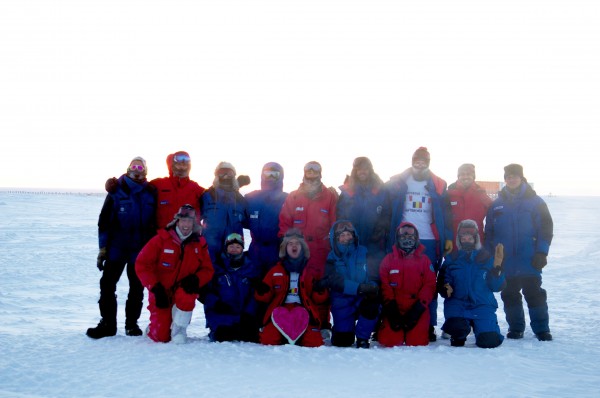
left=125, top=321, right=143, bottom=336
left=355, top=338, right=370, bottom=349
left=429, top=326, right=437, bottom=342
left=507, top=330, right=524, bottom=339
left=536, top=331, right=553, bottom=341
left=450, top=337, right=466, bottom=347
left=86, top=319, right=117, bottom=339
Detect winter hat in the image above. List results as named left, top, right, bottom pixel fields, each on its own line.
left=456, top=219, right=481, bottom=251
left=457, top=163, right=475, bottom=178
left=127, top=156, right=148, bottom=180
left=412, top=147, right=431, bottom=166
left=396, top=222, right=420, bottom=253
left=224, top=232, right=244, bottom=250
left=214, top=161, right=237, bottom=176
left=166, top=204, right=196, bottom=229
left=279, top=228, right=310, bottom=259
left=504, top=163, right=524, bottom=180
left=261, top=162, right=284, bottom=190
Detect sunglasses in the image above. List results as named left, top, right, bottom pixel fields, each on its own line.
left=173, top=154, right=191, bottom=163
left=304, top=163, right=321, bottom=173
left=263, top=170, right=281, bottom=178
left=129, top=165, right=145, bottom=171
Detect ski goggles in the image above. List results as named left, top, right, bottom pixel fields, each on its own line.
left=225, top=233, right=244, bottom=246
left=303, top=162, right=321, bottom=173
left=284, top=228, right=305, bottom=240
left=129, top=164, right=145, bottom=171
left=263, top=170, right=281, bottom=178
left=175, top=204, right=196, bottom=219
left=173, top=153, right=191, bottom=163
left=335, top=221, right=355, bottom=235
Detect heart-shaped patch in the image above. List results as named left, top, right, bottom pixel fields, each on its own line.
left=271, top=306, right=310, bottom=344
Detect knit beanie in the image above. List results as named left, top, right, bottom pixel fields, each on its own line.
left=504, top=163, right=524, bottom=179
left=412, top=147, right=431, bottom=166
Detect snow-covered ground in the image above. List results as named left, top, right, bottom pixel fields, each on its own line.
left=1, top=192, right=599, bottom=397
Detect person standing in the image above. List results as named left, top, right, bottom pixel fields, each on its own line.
left=200, top=161, right=250, bottom=263
left=485, top=164, right=554, bottom=341
left=446, top=163, right=492, bottom=247
left=337, top=157, right=390, bottom=272
left=440, top=219, right=506, bottom=348
left=245, top=162, right=288, bottom=275
left=135, top=204, right=214, bottom=343
left=204, top=233, right=261, bottom=343
left=385, top=147, right=453, bottom=341
left=378, top=222, right=436, bottom=347
left=278, top=161, right=337, bottom=337
left=87, top=157, right=157, bottom=339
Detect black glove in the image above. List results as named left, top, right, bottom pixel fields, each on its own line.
left=96, top=247, right=107, bottom=271
left=105, top=177, right=118, bottom=194
left=402, top=301, right=426, bottom=331
left=214, top=300, right=234, bottom=313
left=357, top=283, right=379, bottom=299
left=237, top=175, right=251, bottom=188
left=180, top=274, right=200, bottom=294
left=151, top=283, right=170, bottom=309
left=313, top=277, right=330, bottom=293
left=253, top=280, right=270, bottom=295
left=532, top=252, right=548, bottom=270
left=384, top=301, right=403, bottom=332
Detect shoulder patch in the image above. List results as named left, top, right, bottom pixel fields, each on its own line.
left=390, top=269, right=399, bottom=274
left=430, top=264, right=435, bottom=272
left=164, top=249, right=174, bottom=254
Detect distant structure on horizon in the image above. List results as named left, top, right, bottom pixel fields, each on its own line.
left=477, top=181, right=535, bottom=199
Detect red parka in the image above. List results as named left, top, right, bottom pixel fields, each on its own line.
left=254, top=262, right=329, bottom=327
left=135, top=229, right=214, bottom=294
left=447, top=181, right=492, bottom=245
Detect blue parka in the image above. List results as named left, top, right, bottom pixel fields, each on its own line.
left=203, top=251, right=261, bottom=335
left=441, top=249, right=506, bottom=320
left=245, top=162, right=288, bottom=274
left=98, top=174, right=157, bottom=262
left=201, top=187, right=249, bottom=263
left=384, top=168, right=452, bottom=268
left=484, top=183, right=553, bottom=277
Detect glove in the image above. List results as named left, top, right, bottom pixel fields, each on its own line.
left=237, top=175, right=251, bottom=188
left=214, top=300, right=234, bottom=313
left=444, top=283, right=453, bottom=298
left=444, top=240, right=453, bottom=255
left=383, top=302, right=403, bottom=332
left=402, top=301, right=426, bottom=331
left=151, top=283, right=170, bottom=309
left=494, top=243, right=504, bottom=268
left=532, top=252, right=548, bottom=270
left=180, top=274, right=200, bottom=294
left=96, top=247, right=107, bottom=271
left=253, top=280, right=270, bottom=295
left=105, top=177, right=118, bottom=194
left=357, top=283, right=379, bottom=299
left=313, top=277, right=329, bottom=293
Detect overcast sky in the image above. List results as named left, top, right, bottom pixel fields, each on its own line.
left=1, top=0, right=598, bottom=195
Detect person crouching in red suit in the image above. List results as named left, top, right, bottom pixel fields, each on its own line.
left=136, top=204, right=214, bottom=343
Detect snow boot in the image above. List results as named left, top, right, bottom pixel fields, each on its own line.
left=429, top=326, right=437, bottom=342
left=355, top=338, right=370, bottom=349
left=170, top=306, right=193, bottom=344
left=86, top=319, right=117, bottom=339
left=451, top=337, right=466, bottom=347
left=506, top=330, right=524, bottom=339
left=536, top=331, right=553, bottom=341
left=125, top=321, right=143, bottom=336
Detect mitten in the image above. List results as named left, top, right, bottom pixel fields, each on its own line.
left=494, top=243, right=504, bottom=268
left=402, top=301, right=426, bottom=331
left=443, top=283, right=453, bottom=298
left=383, top=302, right=403, bottom=332
left=180, top=274, right=200, bottom=294
left=237, top=175, right=251, bottom=188
left=444, top=240, right=453, bottom=255
left=151, top=283, right=170, bottom=309
left=96, top=247, right=107, bottom=271
left=532, top=252, right=548, bottom=270
left=214, top=300, right=234, bottom=313
left=105, top=177, right=118, bottom=193
left=313, top=277, right=330, bottom=293
left=253, top=280, right=270, bottom=295
left=357, top=283, right=379, bottom=299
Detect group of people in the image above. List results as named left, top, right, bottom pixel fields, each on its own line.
left=87, top=147, right=554, bottom=349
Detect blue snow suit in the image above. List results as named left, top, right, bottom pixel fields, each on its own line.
left=201, top=187, right=249, bottom=263
left=204, top=252, right=261, bottom=342
left=324, top=220, right=380, bottom=343
left=441, top=248, right=506, bottom=347
left=484, top=182, right=554, bottom=335
left=245, top=162, right=288, bottom=275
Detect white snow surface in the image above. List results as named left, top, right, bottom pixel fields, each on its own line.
left=1, top=192, right=599, bottom=397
